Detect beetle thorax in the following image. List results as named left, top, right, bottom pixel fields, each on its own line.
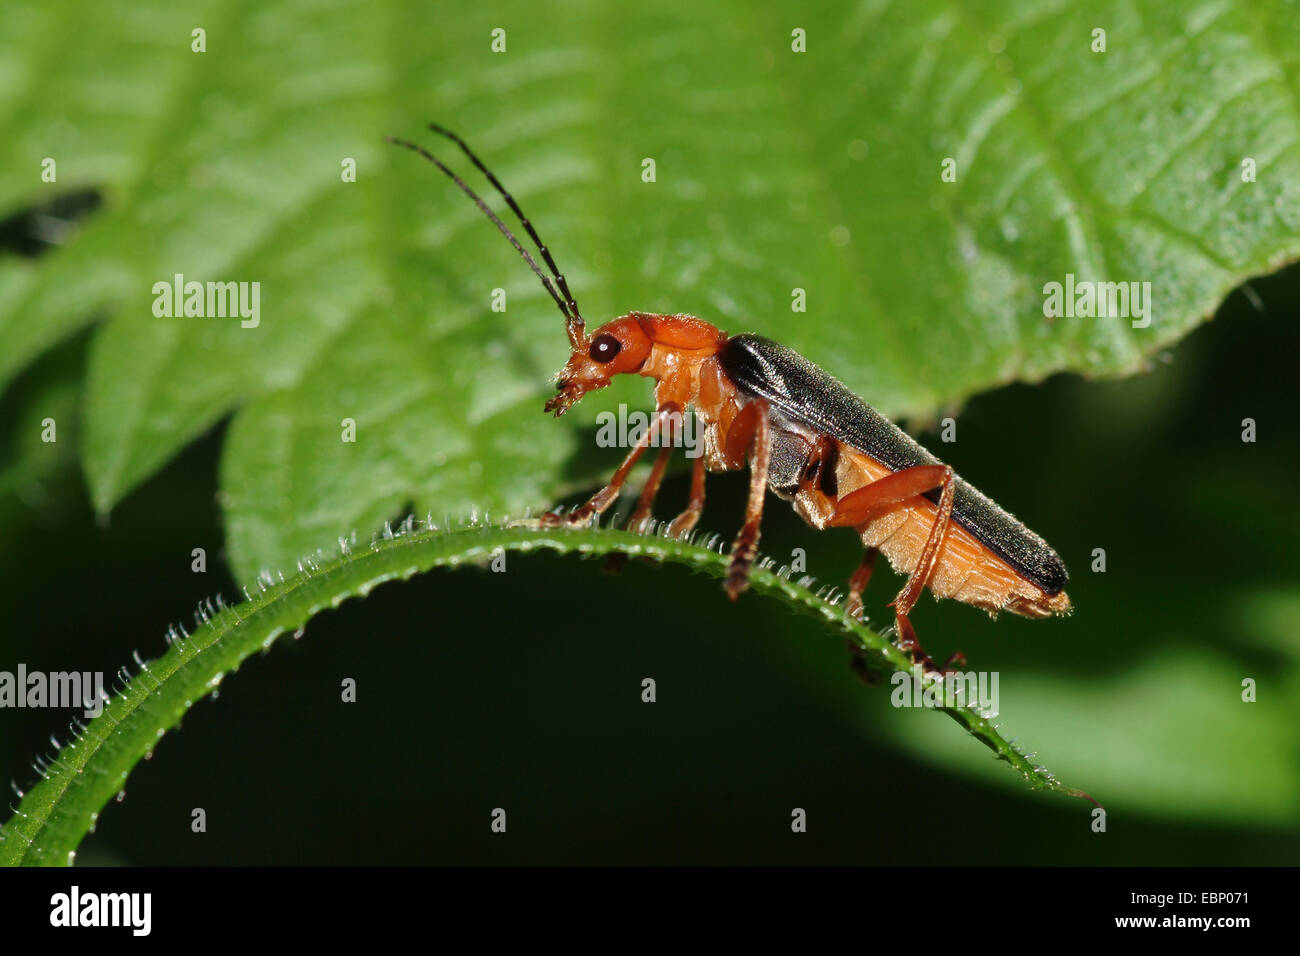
left=640, top=342, right=719, bottom=410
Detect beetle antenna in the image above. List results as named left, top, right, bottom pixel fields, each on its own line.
left=426, top=123, right=585, bottom=345
left=386, top=135, right=585, bottom=347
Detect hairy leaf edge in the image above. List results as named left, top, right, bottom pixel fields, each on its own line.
left=0, top=516, right=1094, bottom=866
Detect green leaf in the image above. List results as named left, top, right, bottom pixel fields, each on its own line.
left=883, top=649, right=1300, bottom=824
left=0, top=334, right=83, bottom=505
left=0, top=521, right=1091, bottom=866
left=2, top=1, right=1299, bottom=579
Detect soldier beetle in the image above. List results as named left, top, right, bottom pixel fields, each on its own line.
left=389, top=125, right=1071, bottom=668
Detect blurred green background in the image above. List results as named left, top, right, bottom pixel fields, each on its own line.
left=1, top=0, right=1298, bottom=863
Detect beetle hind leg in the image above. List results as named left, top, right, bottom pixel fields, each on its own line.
left=891, top=613, right=966, bottom=674
left=828, top=464, right=960, bottom=672
left=887, top=466, right=956, bottom=618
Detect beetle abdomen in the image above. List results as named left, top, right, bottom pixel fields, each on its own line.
left=720, top=334, right=1068, bottom=598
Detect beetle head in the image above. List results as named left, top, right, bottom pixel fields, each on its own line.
left=545, top=315, right=652, bottom=416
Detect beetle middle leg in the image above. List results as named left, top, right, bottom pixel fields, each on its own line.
left=722, top=399, right=771, bottom=600
left=542, top=402, right=684, bottom=527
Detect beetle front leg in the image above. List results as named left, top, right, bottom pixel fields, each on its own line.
left=542, top=402, right=683, bottom=527
left=723, top=400, right=771, bottom=600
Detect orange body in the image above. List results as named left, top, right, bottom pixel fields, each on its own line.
left=551, top=312, right=1069, bottom=619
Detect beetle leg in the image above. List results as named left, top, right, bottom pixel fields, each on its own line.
left=721, top=398, right=767, bottom=469
left=888, top=465, right=955, bottom=617
left=844, top=547, right=879, bottom=621
left=822, top=463, right=955, bottom=614
left=893, top=613, right=932, bottom=669
left=892, top=613, right=965, bottom=674
left=601, top=442, right=676, bottom=574
left=542, top=402, right=683, bottom=527
left=943, top=651, right=968, bottom=670
left=888, top=467, right=956, bottom=672
left=824, top=464, right=955, bottom=666
left=625, top=423, right=677, bottom=534
left=825, top=464, right=952, bottom=528
left=724, top=399, right=771, bottom=600
left=666, top=452, right=707, bottom=538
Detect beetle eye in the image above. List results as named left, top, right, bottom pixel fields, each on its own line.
left=588, top=333, right=622, bottom=363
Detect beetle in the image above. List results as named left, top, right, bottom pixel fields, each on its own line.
left=389, top=124, right=1071, bottom=667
